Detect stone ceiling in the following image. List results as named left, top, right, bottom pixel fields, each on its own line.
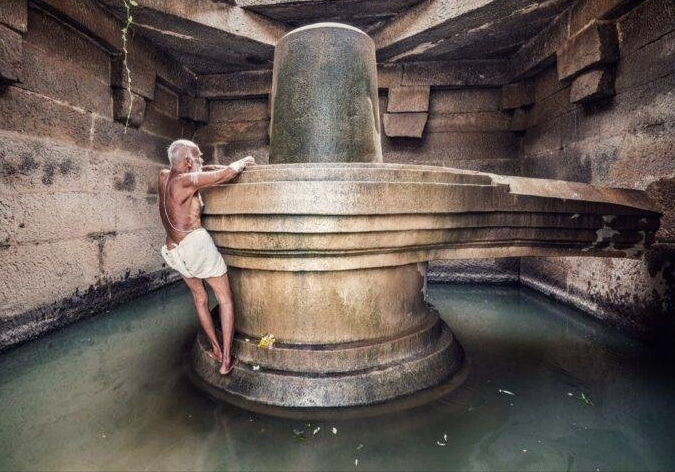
left=94, top=0, right=575, bottom=75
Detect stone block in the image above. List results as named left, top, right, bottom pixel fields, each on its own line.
left=0, top=0, right=27, bottom=32
left=87, top=152, right=165, bottom=195
left=619, top=0, right=675, bottom=57
left=210, top=98, right=269, bottom=122
left=90, top=115, right=173, bottom=162
left=141, top=104, right=188, bottom=139
left=152, top=84, right=178, bottom=118
left=429, top=89, right=501, bottom=113
left=198, top=70, right=273, bottom=98
left=569, top=0, right=637, bottom=36
left=0, top=192, right=16, bottom=246
left=205, top=140, right=270, bottom=166
left=111, top=57, right=156, bottom=100
left=534, top=65, right=568, bottom=102
left=557, top=22, right=619, bottom=81
left=26, top=8, right=109, bottom=83
left=179, top=95, right=208, bottom=123
left=101, top=229, right=166, bottom=279
left=382, top=131, right=519, bottom=162
left=0, top=24, right=22, bottom=84
left=527, top=86, right=573, bottom=128
left=615, top=29, right=675, bottom=92
left=20, top=43, right=112, bottom=117
left=401, top=60, right=508, bottom=87
left=426, top=112, right=512, bottom=132
left=0, top=87, right=92, bottom=146
left=646, top=177, right=675, bottom=243
left=609, top=128, right=675, bottom=188
left=510, top=109, right=529, bottom=132
left=113, top=193, right=161, bottom=233
left=509, top=9, right=570, bottom=80
left=195, top=121, right=270, bottom=143
left=520, top=257, right=568, bottom=290
left=0, top=238, right=101, bottom=312
left=377, top=63, right=402, bottom=89
left=501, top=81, right=535, bottom=110
left=428, top=258, right=520, bottom=284
left=570, top=67, right=616, bottom=104
left=522, top=112, right=565, bottom=155
left=13, top=192, right=117, bottom=243
left=113, top=89, right=146, bottom=128
left=0, top=133, right=89, bottom=193
left=383, top=112, right=428, bottom=138
left=387, top=86, right=430, bottom=112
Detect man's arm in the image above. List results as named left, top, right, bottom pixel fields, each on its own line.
left=179, top=156, right=255, bottom=190
left=201, top=164, right=229, bottom=171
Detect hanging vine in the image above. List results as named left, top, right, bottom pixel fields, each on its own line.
left=120, top=0, right=138, bottom=133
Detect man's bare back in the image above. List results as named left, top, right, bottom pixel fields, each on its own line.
left=158, top=139, right=255, bottom=375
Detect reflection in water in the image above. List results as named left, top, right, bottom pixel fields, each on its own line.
left=1, top=283, right=674, bottom=471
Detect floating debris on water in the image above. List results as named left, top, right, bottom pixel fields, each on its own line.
left=332, top=427, right=338, bottom=435
left=499, top=389, right=515, bottom=396
left=313, top=427, right=321, bottom=435
left=252, top=365, right=260, bottom=371
left=293, top=429, right=306, bottom=441
left=356, top=444, right=364, bottom=450
left=258, top=334, right=276, bottom=349
left=355, top=459, right=359, bottom=467
left=579, top=392, right=594, bottom=406
left=436, top=440, right=446, bottom=446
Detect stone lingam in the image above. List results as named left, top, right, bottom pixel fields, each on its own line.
left=190, top=23, right=660, bottom=415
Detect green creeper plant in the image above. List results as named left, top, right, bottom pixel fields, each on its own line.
left=121, top=0, right=138, bottom=133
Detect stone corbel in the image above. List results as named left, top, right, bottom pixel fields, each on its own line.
left=557, top=21, right=619, bottom=104
left=500, top=80, right=534, bottom=132
left=383, top=85, right=430, bottom=138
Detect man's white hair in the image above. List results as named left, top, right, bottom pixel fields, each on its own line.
left=167, top=139, right=198, bottom=167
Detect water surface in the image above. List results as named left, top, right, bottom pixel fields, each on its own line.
left=1, top=283, right=674, bottom=471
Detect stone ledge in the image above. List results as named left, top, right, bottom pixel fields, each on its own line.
left=0, top=269, right=180, bottom=352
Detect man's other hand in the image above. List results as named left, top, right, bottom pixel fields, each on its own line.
left=229, top=156, right=256, bottom=173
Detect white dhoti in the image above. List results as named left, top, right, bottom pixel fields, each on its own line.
left=161, top=228, right=227, bottom=279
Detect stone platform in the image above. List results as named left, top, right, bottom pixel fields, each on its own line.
left=190, top=162, right=660, bottom=410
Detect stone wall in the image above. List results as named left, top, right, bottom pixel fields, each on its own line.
left=0, top=4, right=197, bottom=350
left=198, top=87, right=520, bottom=175
left=518, top=0, right=675, bottom=342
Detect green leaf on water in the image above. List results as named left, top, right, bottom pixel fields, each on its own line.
left=579, top=392, right=594, bottom=406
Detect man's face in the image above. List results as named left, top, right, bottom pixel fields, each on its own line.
left=188, top=147, right=204, bottom=172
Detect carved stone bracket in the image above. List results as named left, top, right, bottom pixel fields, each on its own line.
left=384, top=85, right=430, bottom=138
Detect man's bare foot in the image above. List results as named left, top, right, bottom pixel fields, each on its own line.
left=219, top=356, right=238, bottom=375
left=205, top=343, right=223, bottom=362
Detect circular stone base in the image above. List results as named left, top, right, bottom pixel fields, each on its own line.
left=190, top=314, right=466, bottom=417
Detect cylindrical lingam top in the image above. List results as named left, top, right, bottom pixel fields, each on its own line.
left=269, top=23, right=383, bottom=164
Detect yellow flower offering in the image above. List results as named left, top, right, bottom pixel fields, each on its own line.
left=257, top=333, right=276, bottom=349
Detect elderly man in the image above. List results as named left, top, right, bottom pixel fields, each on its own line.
left=158, top=139, right=255, bottom=375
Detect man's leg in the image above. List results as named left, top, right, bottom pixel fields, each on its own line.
left=182, top=276, right=223, bottom=362
left=205, top=274, right=236, bottom=375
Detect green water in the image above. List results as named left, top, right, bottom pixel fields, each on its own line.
left=1, top=283, right=674, bottom=471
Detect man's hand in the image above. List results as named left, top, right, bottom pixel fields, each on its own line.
left=228, top=156, right=255, bottom=173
